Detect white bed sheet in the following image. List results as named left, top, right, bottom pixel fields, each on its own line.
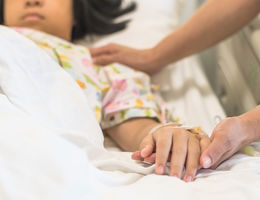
left=0, top=1, right=259, bottom=200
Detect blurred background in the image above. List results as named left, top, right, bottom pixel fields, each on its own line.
left=86, top=0, right=259, bottom=123
left=178, top=0, right=260, bottom=117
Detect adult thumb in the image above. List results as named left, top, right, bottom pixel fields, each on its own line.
left=200, top=136, right=227, bottom=168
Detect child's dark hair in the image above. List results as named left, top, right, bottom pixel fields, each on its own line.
left=0, top=0, right=136, bottom=41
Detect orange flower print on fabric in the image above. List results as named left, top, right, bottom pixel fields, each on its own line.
left=135, top=99, right=143, bottom=108
left=76, top=79, right=86, bottom=89
left=134, top=78, right=145, bottom=90
left=39, top=42, right=51, bottom=50
left=95, top=106, right=101, bottom=122
left=102, top=85, right=110, bottom=93
left=59, top=54, right=70, bottom=61
left=151, top=84, right=160, bottom=92
left=146, top=93, right=154, bottom=101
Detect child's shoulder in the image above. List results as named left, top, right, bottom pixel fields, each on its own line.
left=12, top=27, right=89, bottom=53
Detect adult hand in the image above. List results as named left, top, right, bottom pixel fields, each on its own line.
left=90, top=43, right=161, bottom=75
left=131, top=125, right=211, bottom=182
left=200, top=117, right=252, bottom=169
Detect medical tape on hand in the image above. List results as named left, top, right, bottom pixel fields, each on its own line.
left=148, top=122, right=193, bottom=135
left=148, top=122, right=205, bottom=135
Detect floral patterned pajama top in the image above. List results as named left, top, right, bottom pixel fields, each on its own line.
left=14, top=28, right=167, bottom=129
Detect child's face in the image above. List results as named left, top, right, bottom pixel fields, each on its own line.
left=4, top=0, right=74, bottom=41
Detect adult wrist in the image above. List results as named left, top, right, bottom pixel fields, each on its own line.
left=238, top=114, right=259, bottom=144
left=151, top=45, right=171, bottom=69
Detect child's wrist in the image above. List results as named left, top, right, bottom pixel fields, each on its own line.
left=141, top=121, right=160, bottom=136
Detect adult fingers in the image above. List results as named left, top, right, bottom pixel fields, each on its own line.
left=200, top=133, right=231, bottom=168
left=154, top=128, right=173, bottom=175
left=183, top=134, right=200, bottom=182
left=210, top=150, right=232, bottom=169
left=92, top=54, right=119, bottom=66
left=169, top=129, right=189, bottom=178
left=90, top=43, right=119, bottom=57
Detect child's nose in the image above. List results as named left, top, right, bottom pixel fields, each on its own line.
left=25, top=0, right=43, bottom=7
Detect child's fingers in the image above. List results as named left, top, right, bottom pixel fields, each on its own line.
left=154, top=128, right=173, bottom=175
left=144, top=153, right=156, bottom=163
left=200, top=134, right=211, bottom=153
left=144, top=153, right=171, bottom=164
left=141, top=144, right=154, bottom=158
left=131, top=151, right=142, bottom=160
left=139, top=134, right=155, bottom=158
left=169, top=129, right=189, bottom=178
left=183, top=134, right=201, bottom=182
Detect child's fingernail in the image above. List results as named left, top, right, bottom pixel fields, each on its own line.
left=170, top=173, right=180, bottom=178
left=156, top=165, right=164, bottom=175
left=184, top=176, right=193, bottom=182
left=141, top=146, right=148, bottom=157
left=131, top=151, right=138, bottom=159
left=203, top=156, right=212, bottom=168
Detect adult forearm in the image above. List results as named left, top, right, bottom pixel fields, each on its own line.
left=239, top=105, right=260, bottom=143
left=154, top=0, right=260, bottom=67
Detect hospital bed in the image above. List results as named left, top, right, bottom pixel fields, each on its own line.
left=0, top=0, right=259, bottom=200
left=200, top=14, right=260, bottom=117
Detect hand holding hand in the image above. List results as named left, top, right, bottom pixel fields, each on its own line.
left=200, top=117, right=252, bottom=169
left=132, top=124, right=211, bottom=182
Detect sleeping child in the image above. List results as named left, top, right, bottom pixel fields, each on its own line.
left=0, top=0, right=211, bottom=182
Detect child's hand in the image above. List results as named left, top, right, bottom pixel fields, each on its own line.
left=131, top=126, right=211, bottom=182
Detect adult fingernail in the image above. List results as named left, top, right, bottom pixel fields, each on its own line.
left=156, top=165, right=164, bottom=175
left=203, top=156, right=212, bottom=168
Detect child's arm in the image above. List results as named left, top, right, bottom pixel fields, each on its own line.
left=99, top=64, right=210, bottom=181
left=105, top=118, right=158, bottom=151
left=105, top=118, right=210, bottom=182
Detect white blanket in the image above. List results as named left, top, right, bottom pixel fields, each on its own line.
left=0, top=25, right=260, bottom=200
